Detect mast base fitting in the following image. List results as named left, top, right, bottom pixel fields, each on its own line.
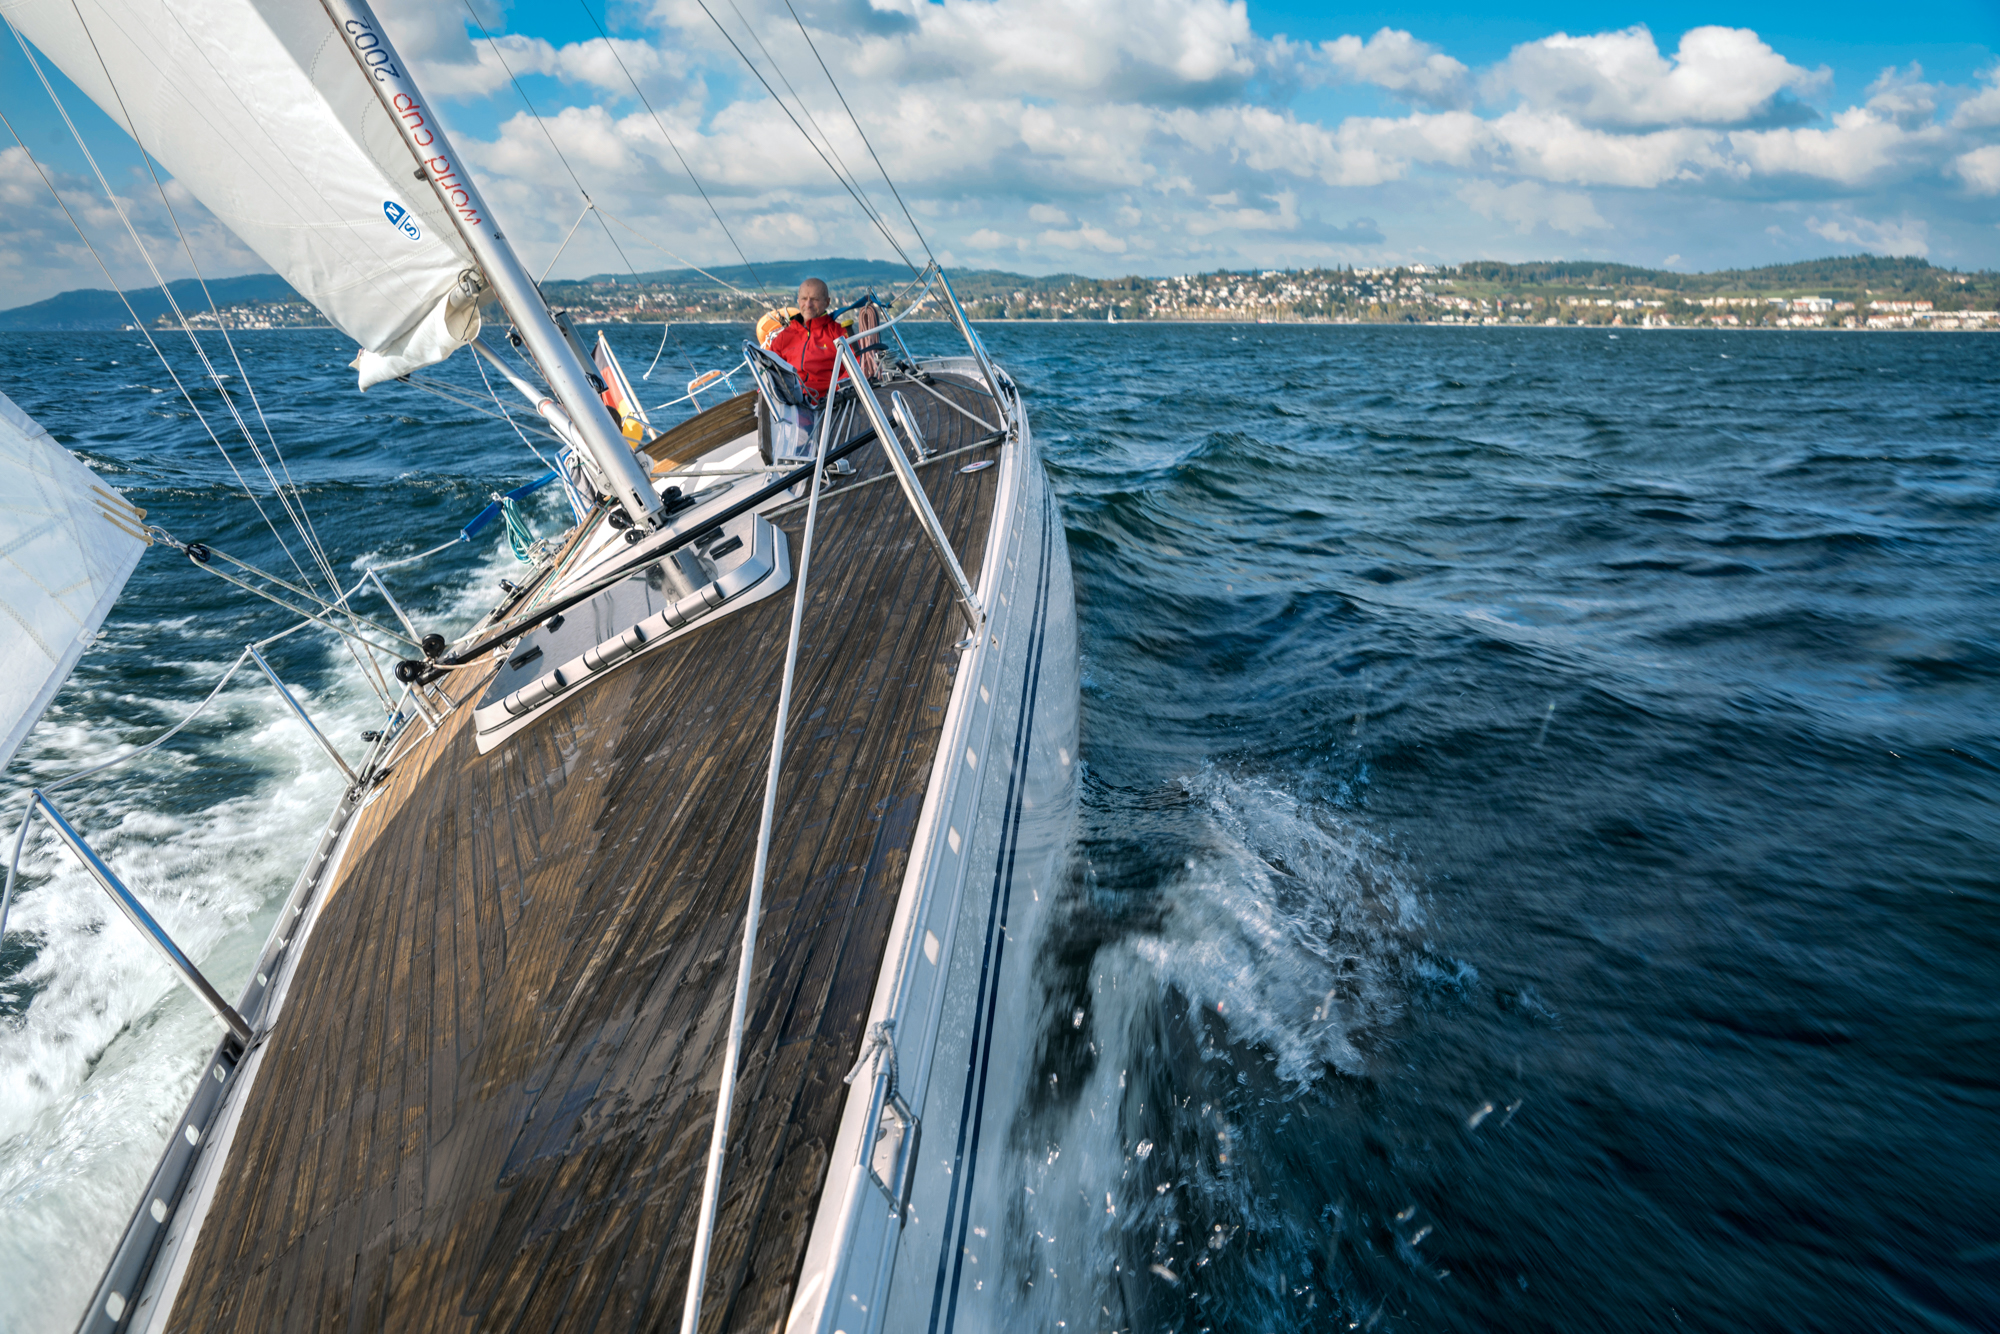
left=395, top=659, right=446, bottom=686
left=624, top=528, right=647, bottom=544
left=607, top=508, right=634, bottom=530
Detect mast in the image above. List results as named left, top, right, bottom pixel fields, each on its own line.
left=315, top=0, right=663, bottom=530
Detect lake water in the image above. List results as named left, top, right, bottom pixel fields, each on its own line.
left=1, top=323, right=1995, bottom=1331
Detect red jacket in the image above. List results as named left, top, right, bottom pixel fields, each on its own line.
left=767, top=314, right=848, bottom=399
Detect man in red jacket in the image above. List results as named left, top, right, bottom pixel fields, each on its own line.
left=767, top=277, right=877, bottom=402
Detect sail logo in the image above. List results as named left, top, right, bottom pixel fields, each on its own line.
left=383, top=201, right=421, bottom=242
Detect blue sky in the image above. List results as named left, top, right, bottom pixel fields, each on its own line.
left=3, top=0, right=1998, bottom=301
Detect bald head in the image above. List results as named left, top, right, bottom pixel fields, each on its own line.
left=797, top=278, right=829, bottom=320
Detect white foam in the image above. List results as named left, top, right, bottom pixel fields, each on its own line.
left=0, top=531, right=527, bottom=1330
left=986, top=766, right=1423, bottom=1328
left=1143, top=767, right=1424, bottom=1082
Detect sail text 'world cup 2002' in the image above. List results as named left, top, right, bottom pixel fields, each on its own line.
left=392, top=95, right=483, bottom=227
left=339, top=19, right=401, bottom=83
left=339, top=19, right=484, bottom=228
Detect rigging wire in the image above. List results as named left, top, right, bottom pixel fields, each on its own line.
left=3, top=21, right=331, bottom=599
left=51, top=5, right=341, bottom=586
left=691, top=0, right=919, bottom=273
left=45, top=0, right=395, bottom=701
left=460, top=2, right=705, bottom=390
left=777, top=0, right=935, bottom=266
left=592, top=206, right=769, bottom=300
left=467, top=357, right=564, bottom=472
left=465, top=345, right=593, bottom=517
left=395, top=369, right=563, bottom=451
left=576, top=0, right=766, bottom=293
left=460, top=0, right=593, bottom=201
left=539, top=202, right=595, bottom=285
left=0, top=105, right=337, bottom=605
left=642, top=320, right=675, bottom=380
left=721, top=0, right=882, bottom=244
left=58, top=1, right=352, bottom=606
left=458, top=0, right=654, bottom=293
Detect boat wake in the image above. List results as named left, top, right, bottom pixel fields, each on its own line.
left=0, top=528, right=530, bottom=1330
left=983, top=765, right=1428, bottom=1330
left=1136, top=767, right=1425, bottom=1082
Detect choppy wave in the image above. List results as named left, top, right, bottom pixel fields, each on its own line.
left=0, top=327, right=589, bottom=1330
left=996, top=323, right=1999, bottom=1333
left=983, top=765, right=1438, bottom=1328
left=4, top=323, right=1997, bottom=1334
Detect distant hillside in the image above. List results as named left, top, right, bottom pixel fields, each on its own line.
left=9, top=254, right=1993, bottom=332
left=572, top=257, right=914, bottom=290
left=0, top=274, right=306, bottom=330
left=1455, top=255, right=1990, bottom=296
left=562, top=257, right=1083, bottom=296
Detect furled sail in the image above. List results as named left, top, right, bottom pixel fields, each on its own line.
left=0, top=390, right=147, bottom=774
left=1, top=0, right=481, bottom=387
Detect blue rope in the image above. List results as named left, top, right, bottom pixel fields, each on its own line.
left=459, top=470, right=558, bottom=553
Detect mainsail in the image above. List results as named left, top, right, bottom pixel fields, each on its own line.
left=2, top=0, right=481, bottom=386
left=0, top=390, right=147, bottom=773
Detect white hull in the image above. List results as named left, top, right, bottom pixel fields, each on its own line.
left=792, top=362, right=1080, bottom=1334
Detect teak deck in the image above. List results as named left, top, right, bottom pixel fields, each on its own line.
left=165, top=378, right=1002, bottom=1333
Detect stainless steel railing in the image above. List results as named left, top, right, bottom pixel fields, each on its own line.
left=0, top=546, right=468, bottom=1014
left=24, top=792, right=254, bottom=1048
left=832, top=339, right=985, bottom=636
left=678, top=283, right=1009, bottom=1334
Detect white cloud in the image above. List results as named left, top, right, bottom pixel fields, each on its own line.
left=1804, top=213, right=1930, bottom=255
left=1319, top=29, right=1471, bottom=110
left=665, top=0, right=1283, bottom=107
left=1164, top=105, right=1406, bottom=186
left=1038, top=224, right=1128, bottom=252
left=1184, top=188, right=1299, bottom=235
left=411, top=34, right=676, bottom=98
left=1489, top=25, right=1823, bottom=129
left=1458, top=180, right=1609, bottom=235
left=1729, top=107, right=1939, bottom=185
left=1325, top=107, right=1723, bottom=189
left=0, top=148, right=263, bottom=304
left=1950, top=145, right=2000, bottom=194
left=1488, top=109, right=1721, bottom=187
left=10, top=1, right=2000, bottom=304
left=1949, top=67, right=2000, bottom=129
left=1863, top=64, right=1938, bottom=129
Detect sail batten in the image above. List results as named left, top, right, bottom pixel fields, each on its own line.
left=0, top=391, right=146, bottom=775
left=1, top=0, right=481, bottom=385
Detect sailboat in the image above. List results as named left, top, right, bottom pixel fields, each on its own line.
left=0, top=1, right=1077, bottom=1330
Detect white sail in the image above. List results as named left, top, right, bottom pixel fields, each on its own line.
left=1, top=0, right=481, bottom=387
left=0, top=391, right=147, bottom=774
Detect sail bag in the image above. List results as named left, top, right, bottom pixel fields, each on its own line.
left=0, top=391, right=147, bottom=774
left=2, top=0, right=481, bottom=386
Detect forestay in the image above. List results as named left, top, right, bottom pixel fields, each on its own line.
left=2, top=0, right=480, bottom=386
left=0, top=390, right=147, bottom=773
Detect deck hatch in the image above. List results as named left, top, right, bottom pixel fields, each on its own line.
left=472, top=510, right=790, bottom=751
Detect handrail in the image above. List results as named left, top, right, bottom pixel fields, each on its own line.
left=678, top=342, right=843, bottom=1334
left=832, top=340, right=984, bottom=636
left=247, top=646, right=359, bottom=785
left=184, top=541, right=419, bottom=656
left=26, top=791, right=253, bottom=1048
left=679, top=320, right=1003, bottom=1332
left=933, top=266, right=1011, bottom=425
left=0, top=599, right=406, bottom=943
